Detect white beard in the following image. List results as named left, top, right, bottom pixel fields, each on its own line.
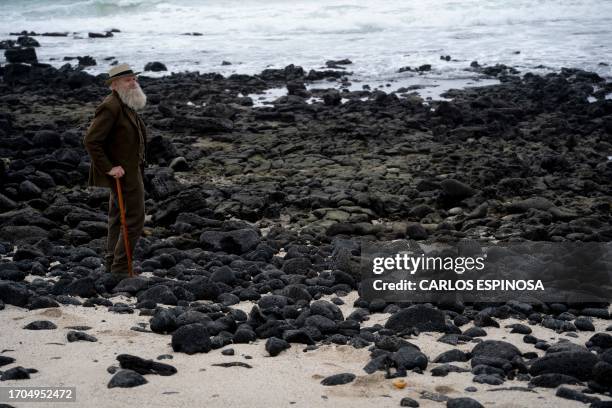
left=116, top=84, right=147, bottom=111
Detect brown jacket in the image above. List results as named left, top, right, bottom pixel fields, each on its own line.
left=83, top=90, right=147, bottom=189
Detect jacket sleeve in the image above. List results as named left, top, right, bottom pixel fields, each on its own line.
left=139, top=116, right=148, bottom=166
left=83, top=103, right=118, bottom=175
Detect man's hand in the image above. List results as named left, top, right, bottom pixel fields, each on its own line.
left=107, top=166, right=125, bottom=178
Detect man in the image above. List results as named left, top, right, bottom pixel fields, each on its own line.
left=83, top=63, right=148, bottom=280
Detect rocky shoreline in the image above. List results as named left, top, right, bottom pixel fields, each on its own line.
left=0, top=59, right=612, bottom=407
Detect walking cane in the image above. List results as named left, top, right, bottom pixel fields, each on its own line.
left=115, top=177, right=134, bottom=277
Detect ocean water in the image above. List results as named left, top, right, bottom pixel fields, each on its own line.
left=1, top=0, right=611, bottom=90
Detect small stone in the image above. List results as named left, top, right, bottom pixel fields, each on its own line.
left=320, top=373, right=356, bottom=386
left=1, top=366, right=31, bottom=381
left=107, top=370, right=148, bottom=388
left=555, top=386, right=600, bottom=404
left=23, top=320, right=57, bottom=330
left=400, top=396, right=420, bottom=407
left=420, top=391, right=449, bottom=402
left=0, top=356, right=16, bottom=367
left=433, top=349, right=469, bottom=363
left=117, top=354, right=177, bottom=376
left=473, top=374, right=504, bottom=385
left=441, top=179, right=475, bottom=200
left=447, top=397, right=484, bottom=408
left=506, top=323, right=531, bottom=334
left=528, top=373, right=580, bottom=388
left=144, top=61, right=167, bottom=72
left=265, top=337, right=290, bottom=357
left=67, top=331, right=97, bottom=342
left=169, top=157, right=189, bottom=172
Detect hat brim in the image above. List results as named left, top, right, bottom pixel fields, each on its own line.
left=104, top=71, right=141, bottom=85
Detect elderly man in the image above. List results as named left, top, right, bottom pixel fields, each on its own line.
left=83, top=63, right=148, bottom=280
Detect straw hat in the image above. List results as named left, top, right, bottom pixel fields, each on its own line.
left=105, top=63, right=141, bottom=85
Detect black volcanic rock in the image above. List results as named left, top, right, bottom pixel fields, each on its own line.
left=385, top=305, right=446, bottom=332
left=265, top=337, right=290, bottom=356
left=320, top=372, right=356, bottom=386
left=23, top=320, right=57, bottom=330
left=67, top=331, right=97, bottom=342
left=116, top=354, right=176, bottom=376
left=107, top=370, right=147, bottom=388
left=0, top=282, right=31, bottom=307
left=529, top=351, right=599, bottom=380
left=144, top=61, right=167, bottom=72
left=171, top=323, right=211, bottom=354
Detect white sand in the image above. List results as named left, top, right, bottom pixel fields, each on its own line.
left=0, top=292, right=610, bottom=408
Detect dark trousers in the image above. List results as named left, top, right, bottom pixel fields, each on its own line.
left=104, top=171, right=145, bottom=276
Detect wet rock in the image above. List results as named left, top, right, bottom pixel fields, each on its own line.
left=77, top=56, right=96, bottom=66
left=144, top=62, right=167, bottom=72
left=89, top=32, right=113, bottom=38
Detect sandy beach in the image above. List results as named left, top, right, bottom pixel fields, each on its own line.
left=2, top=289, right=611, bottom=408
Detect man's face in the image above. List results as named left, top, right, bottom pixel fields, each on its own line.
left=113, top=75, right=138, bottom=91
